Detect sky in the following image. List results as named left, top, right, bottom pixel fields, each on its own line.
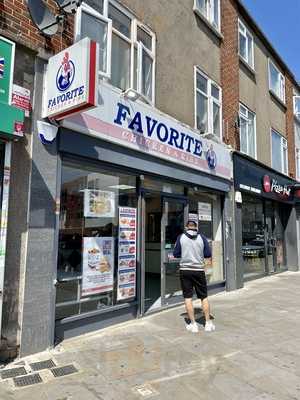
left=242, top=0, right=300, bottom=81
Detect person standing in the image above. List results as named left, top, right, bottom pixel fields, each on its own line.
left=173, top=220, right=215, bottom=333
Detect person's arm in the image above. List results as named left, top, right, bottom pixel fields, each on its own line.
left=200, top=234, right=212, bottom=258
left=173, top=235, right=182, bottom=258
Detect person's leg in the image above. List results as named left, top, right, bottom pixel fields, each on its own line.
left=184, top=298, right=195, bottom=323
left=201, top=297, right=210, bottom=322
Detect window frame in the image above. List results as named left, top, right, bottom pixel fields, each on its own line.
left=194, top=67, right=222, bottom=140
left=268, top=59, right=285, bottom=104
left=296, top=147, right=300, bottom=181
left=239, top=103, right=257, bottom=159
left=294, top=96, right=300, bottom=121
left=238, top=19, right=254, bottom=69
left=193, top=0, right=221, bottom=32
left=76, top=1, right=156, bottom=104
left=271, top=128, right=288, bottom=175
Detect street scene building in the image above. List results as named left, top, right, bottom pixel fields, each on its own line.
left=0, top=0, right=299, bottom=361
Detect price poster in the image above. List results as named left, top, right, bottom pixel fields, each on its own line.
left=117, top=207, right=137, bottom=301
left=82, top=237, right=114, bottom=296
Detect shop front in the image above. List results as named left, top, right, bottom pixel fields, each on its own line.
left=233, top=153, right=298, bottom=283
left=54, top=81, right=232, bottom=340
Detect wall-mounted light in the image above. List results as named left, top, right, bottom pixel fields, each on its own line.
left=122, top=88, right=141, bottom=102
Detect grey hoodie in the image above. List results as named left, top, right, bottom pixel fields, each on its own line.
left=173, top=229, right=212, bottom=271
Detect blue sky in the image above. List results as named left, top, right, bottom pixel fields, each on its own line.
left=242, top=0, right=300, bottom=81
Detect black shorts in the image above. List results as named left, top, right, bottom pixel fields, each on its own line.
left=180, top=269, right=207, bottom=299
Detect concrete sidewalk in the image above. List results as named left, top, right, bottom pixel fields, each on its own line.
left=1, top=271, right=300, bottom=400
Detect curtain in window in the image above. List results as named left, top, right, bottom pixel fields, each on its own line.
left=111, top=34, right=131, bottom=91
left=196, top=92, right=208, bottom=132
left=239, top=115, right=247, bottom=154
left=247, top=112, right=255, bottom=157
left=239, top=31, right=247, bottom=60
left=141, top=49, right=153, bottom=100
left=213, top=102, right=220, bottom=138
left=272, top=131, right=282, bottom=171
left=212, top=0, right=219, bottom=27
left=270, top=63, right=280, bottom=96
left=196, top=0, right=208, bottom=15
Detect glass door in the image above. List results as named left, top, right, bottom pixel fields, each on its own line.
left=162, top=198, right=186, bottom=305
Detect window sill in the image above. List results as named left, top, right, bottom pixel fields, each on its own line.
left=193, top=8, right=224, bottom=41
left=239, top=55, right=256, bottom=77
left=269, top=90, right=287, bottom=110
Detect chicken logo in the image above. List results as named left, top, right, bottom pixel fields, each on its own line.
left=56, top=52, right=75, bottom=92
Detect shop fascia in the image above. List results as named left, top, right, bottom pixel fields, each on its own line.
left=60, top=82, right=232, bottom=181
left=262, top=175, right=291, bottom=197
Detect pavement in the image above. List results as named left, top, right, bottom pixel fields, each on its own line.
left=1, top=271, right=300, bottom=400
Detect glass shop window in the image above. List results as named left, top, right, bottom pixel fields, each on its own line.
left=56, top=160, right=138, bottom=320
left=188, top=188, right=224, bottom=283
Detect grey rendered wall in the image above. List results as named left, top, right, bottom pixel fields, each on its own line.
left=19, top=57, right=58, bottom=356
left=1, top=45, right=35, bottom=359
left=119, top=0, right=221, bottom=128
left=239, top=19, right=286, bottom=167
left=284, top=207, right=299, bottom=271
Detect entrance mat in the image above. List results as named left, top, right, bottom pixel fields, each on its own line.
left=51, top=364, right=78, bottom=378
left=29, top=359, right=56, bottom=371
left=13, top=373, right=43, bottom=387
left=0, top=367, right=27, bottom=380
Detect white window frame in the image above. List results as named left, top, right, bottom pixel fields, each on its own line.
left=271, top=129, right=288, bottom=175
left=76, top=1, right=156, bottom=104
left=193, top=0, right=221, bottom=32
left=238, top=19, right=254, bottom=69
left=296, top=147, right=300, bottom=181
left=194, top=67, right=222, bottom=140
left=268, top=59, right=285, bottom=103
left=294, top=96, right=300, bottom=121
left=75, top=2, right=112, bottom=79
left=239, top=103, right=257, bottom=159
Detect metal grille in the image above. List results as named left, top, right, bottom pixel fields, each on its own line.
left=0, top=367, right=27, bottom=380
left=13, top=373, right=42, bottom=387
left=29, top=359, right=56, bottom=371
left=51, top=364, right=78, bottom=378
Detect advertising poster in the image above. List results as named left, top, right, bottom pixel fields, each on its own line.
left=198, top=202, right=212, bottom=221
left=117, top=207, right=137, bottom=301
left=11, top=84, right=31, bottom=117
left=84, top=189, right=115, bottom=218
left=82, top=237, right=114, bottom=296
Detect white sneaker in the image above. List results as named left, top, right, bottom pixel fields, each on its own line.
left=204, top=321, right=215, bottom=332
left=186, top=322, right=199, bottom=333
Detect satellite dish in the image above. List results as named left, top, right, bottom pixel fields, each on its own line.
left=54, top=0, right=82, bottom=14
left=27, top=0, right=60, bottom=36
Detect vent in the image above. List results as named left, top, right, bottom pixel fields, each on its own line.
left=51, top=364, right=78, bottom=378
left=0, top=367, right=27, bottom=380
left=30, top=359, right=56, bottom=371
left=13, top=373, right=43, bottom=388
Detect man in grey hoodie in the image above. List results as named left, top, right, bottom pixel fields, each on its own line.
left=173, top=220, right=215, bottom=333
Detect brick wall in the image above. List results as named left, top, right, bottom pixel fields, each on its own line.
left=285, top=75, right=296, bottom=178
left=221, top=0, right=239, bottom=149
left=0, top=0, right=74, bottom=54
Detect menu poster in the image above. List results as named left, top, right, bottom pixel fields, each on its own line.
left=198, top=202, right=212, bottom=221
left=117, top=207, right=137, bottom=301
left=82, top=237, right=114, bottom=296
left=84, top=190, right=115, bottom=218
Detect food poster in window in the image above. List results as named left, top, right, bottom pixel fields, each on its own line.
left=117, top=207, right=137, bottom=301
left=82, top=237, right=114, bottom=296
left=84, top=189, right=115, bottom=218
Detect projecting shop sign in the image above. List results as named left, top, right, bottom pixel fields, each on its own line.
left=43, top=37, right=99, bottom=120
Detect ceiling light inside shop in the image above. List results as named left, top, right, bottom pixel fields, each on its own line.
left=108, top=185, right=136, bottom=190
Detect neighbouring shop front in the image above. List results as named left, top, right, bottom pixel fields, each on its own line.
left=233, top=152, right=298, bottom=283
left=54, top=81, right=232, bottom=340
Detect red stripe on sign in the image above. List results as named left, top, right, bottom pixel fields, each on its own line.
left=88, top=40, right=97, bottom=106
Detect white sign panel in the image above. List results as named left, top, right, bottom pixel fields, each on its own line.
left=82, top=237, right=114, bottom=296
left=62, top=82, right=232, bottom=180
left=43, top=37, right=98, bottom=120
left=198, top=202, right=212, bottom=221
left=84, top=189, right=115, bottom=218
left=11, top=84, right=31, bottom=117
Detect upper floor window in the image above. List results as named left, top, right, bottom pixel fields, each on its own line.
left=268, top=60, right=285, bottom=103
left=193, top=0, right=220, bottom=31
left=76, top=1, right=156, bottom=104
left=294, top=96, right=300, bottom=120
left=271, top=129, right=288, bottom=174
left=238, top=20, right=254, bottom=69
left=195, top=68, right=222, bottom=139
left=239, top=104, right=256, bottom=158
